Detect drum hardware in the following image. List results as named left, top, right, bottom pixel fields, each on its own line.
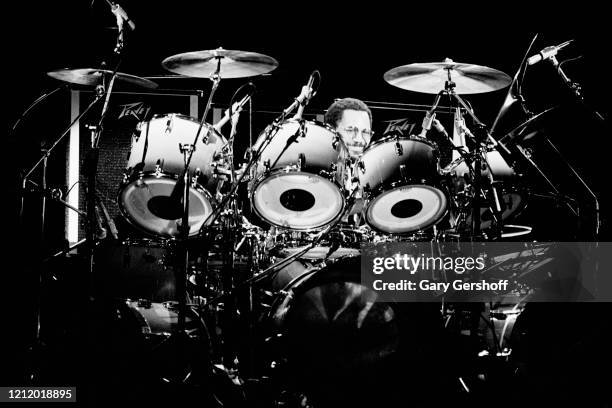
left=385, top=59, right=519, bottom=238
left=383, top=58, right=512, bottom=95
left=243, top=186, right=360, bottom=288
left=394, top=137, right=403, bottom=156
left=15, top=7, right=149, bottom=381
left=356, top=134, right=448, bottom=234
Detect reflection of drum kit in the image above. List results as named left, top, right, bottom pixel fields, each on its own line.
left=35, top=40, right=576, bottom=403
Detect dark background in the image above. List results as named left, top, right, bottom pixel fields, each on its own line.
left=3, top=0, right=611, bottom=397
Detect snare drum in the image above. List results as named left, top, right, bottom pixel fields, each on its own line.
left=249, top=119, right=348, bottom=231
left=119, top=114, right=227, bottom=237
left=357, top=135, right=448, bottom=234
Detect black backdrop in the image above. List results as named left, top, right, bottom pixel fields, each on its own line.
left=4, top=0, right=611, bottom=394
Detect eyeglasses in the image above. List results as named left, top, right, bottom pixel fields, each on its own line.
left=341, top=127, right=374, bottom=139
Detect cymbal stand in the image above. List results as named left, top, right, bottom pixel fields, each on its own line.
left=197, top=75, right=311, bottom=231
left=194, top=78, right=317, bottom=373
left=423, top=72, right=505, bottom=239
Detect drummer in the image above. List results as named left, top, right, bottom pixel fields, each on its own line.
left=324, top=97, right=374, bottom=224
left=324, top=97, right=374, bottom=159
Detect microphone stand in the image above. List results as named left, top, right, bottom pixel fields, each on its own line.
left=545, top=55, right=602, bottom=239
left=20, top=91, right=104, bottom=382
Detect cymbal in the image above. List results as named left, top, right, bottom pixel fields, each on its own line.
left=500, top=106, right=559, bottom=144
left=384, top=59, right=512, bottom=94
left=161, top=47, right=279, bottom=79
left=47, top=68, right=158, bottom=89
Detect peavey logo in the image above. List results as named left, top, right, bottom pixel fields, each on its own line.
left=383, top=118, right=416, bottom=136
left=118, top=102, right=152, bottom=122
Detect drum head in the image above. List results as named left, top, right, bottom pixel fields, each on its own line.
left=119, top=176, right=213, bottom=237
left=366, top=185, right=447, bottom=233
left=251, top=172, right=344, bottom=230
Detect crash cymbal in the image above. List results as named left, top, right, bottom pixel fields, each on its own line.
left=384, top=58, right=512, bottom=94
left=47, top=68, right=158, bottom=89
left=161, top=47, right=279, bottom=79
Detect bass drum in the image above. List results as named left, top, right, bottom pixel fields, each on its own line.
left=268, top=256, right=446, bottom=405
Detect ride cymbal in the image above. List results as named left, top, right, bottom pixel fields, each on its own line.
left=162, top=47, right=278, bottom=79
left=384, top=59, right=511, bottom=94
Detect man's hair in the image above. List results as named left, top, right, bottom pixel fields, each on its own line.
left=324, top=98, right=372, bottom=128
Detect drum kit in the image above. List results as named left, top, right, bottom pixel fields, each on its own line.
left=19, top=19, right=603, bottom=404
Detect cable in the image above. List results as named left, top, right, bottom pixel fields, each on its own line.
left=10, top=85, right=68, bottom=137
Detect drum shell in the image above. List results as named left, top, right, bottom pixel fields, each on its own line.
left=119, top=114, right=225, bottom=237
left=357, top=136, right=441, bottom=196
left=251, top=119, right=348, bottom=187
left=93, top=239, right=178, bottom=302
left=248, top=120, right=349, bottom=230
left=125, top=113, right=226, bottom=191
left=356, top=136, right=448, bottom=234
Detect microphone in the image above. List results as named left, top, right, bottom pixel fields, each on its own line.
left=213, top=88, right=254, bottom=132
left=432, top=118, right=449, bottom=139
left=527, top=40, right=573, bottom=66
left=294, top=71, right=318, bottom=119
left=109, top=2, right=136, bottom=31
left=419, top=112, right=435, bottom=138
left=97, top=197, right=119, bottom=240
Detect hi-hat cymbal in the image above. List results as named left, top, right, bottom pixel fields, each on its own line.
left=384, top=59, right=512, bottom=94
left=161, top=47, right=279, bottom=79
left=47, top=68, right=158, bottom=89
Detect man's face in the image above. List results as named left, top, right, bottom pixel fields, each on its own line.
left=336, top=109, right=372, bottom=158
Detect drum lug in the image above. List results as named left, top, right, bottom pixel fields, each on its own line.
left=395, top=139, right=403, bottom=156
left=165, top=116, right=173, bottom=135
left=263, top=159, right=271, bottom=173
left=399, top=164, right=408, bottom=182
left=193, top=169, right=203, bottom=186
left=297, top=153, right=306, bottom=171
left=134, top=121, right=143, bottom=141
left=155, top=160, right=163, bottom=176
left=319, top=162, right=336, bottom=180
left=137, top=298, right=152, bottom=308
left=202, top=127, right=211, bottom=145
